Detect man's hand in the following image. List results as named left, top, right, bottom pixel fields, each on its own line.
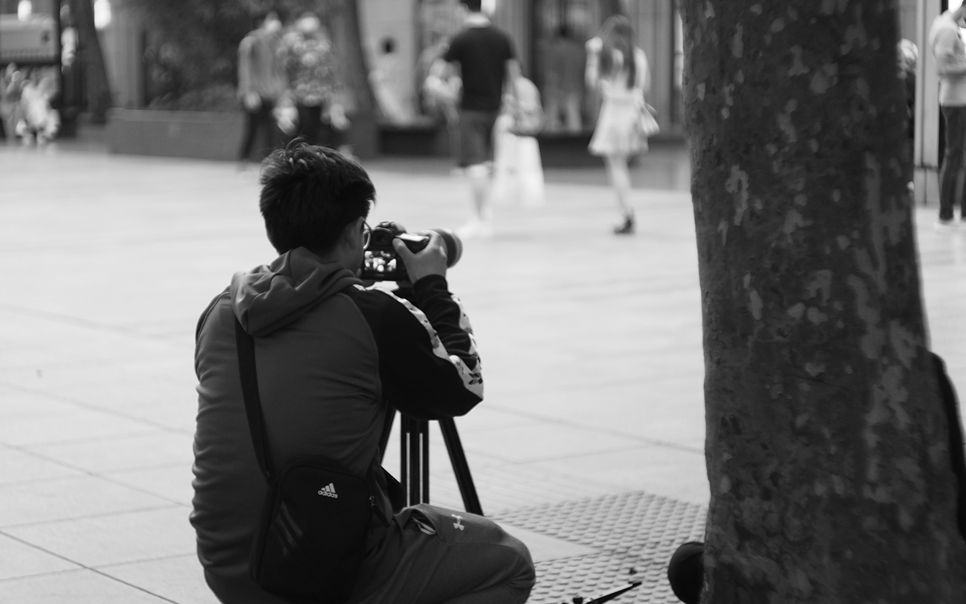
left=393, top=232, right=448, bottom=283
left=328, top=103, right=350, bottom=130
left=274, top=104, right=297, bottom=134
left=243, top=92, right=261, bottom=111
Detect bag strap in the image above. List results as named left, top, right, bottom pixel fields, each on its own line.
left=234, top=318, right=274, bottom=482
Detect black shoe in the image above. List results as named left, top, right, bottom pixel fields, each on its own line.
left=613, top=214, right=635, bottom=235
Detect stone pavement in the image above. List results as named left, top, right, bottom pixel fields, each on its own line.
left=0, top=136, right=964, bottom=603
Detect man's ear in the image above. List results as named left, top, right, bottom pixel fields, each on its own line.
left=340, top=216, right=364, bottom=249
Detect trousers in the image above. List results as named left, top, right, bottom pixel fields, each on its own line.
left=350, top=504, right=535, bottom=604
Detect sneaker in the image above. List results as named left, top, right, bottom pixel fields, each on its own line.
left=935, top=219, right=957, bottom=231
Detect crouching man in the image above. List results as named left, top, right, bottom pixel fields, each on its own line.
left=191, top=142, right=535, bottom=603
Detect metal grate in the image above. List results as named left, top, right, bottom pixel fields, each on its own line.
left=495, top=491, right=706, bottom=604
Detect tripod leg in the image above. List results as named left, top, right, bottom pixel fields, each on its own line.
left=379, top=407, right=396, bottom=461
left=439, top=417, right=483, bottom=515
left=401, top=415, right=430, bottom=506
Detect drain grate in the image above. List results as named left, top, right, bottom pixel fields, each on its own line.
left=495, top=491, right=706, bottom=603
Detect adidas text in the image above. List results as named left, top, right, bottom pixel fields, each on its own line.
left=318, top=483, right=339, bottom=498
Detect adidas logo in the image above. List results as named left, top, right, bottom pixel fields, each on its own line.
left=318, top=483, right=339, bottom=499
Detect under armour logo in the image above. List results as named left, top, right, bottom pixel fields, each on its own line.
left=452, top=514, right=465, bottom=531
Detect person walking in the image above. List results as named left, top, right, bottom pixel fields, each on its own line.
left=432, top=0, right=520, bottom=238
left=370, top=37, right=412, bottom=124
left=929, top=4, right=966, bottom=228
left=585, top=14, right=653, bottom=235
left=236, top=9, right=285, bottom=165
left=277, top=11, right=350, bottom=152
left=542, top=25, right=585, bottom=133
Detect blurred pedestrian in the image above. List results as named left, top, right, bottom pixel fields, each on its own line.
left=585, top=14, right=654, bottom=235
left=277, top=11, right=350, bottom=153
left=236, top=9, right=285, bottom=165
left=18, top=68, right=60, bottom=146
left=897, top=38, right=918, bottom=187
left=541, top=25, right=585, bottom=133
left=418, top=35, right=459, bottom=124
left=370, top=36, right=412, bottom=124
left=420, top=35, right=461, bottom=161
left=431, top=0, right=520, bottom=238
left=492, top=75, right=545, bottom=207
left=897, top=39, right=917, bottom=139
left=1, top=64, right=26, bottom=143
left=928, top=4, right=966, bottom=228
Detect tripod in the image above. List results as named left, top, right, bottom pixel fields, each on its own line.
left=380, top=409, right=483, bottom=515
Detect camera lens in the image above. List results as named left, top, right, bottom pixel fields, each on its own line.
left=430, top=229, right=462, bottom=268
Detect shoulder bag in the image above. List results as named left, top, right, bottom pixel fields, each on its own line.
left=234, top=319, right=373, bottom=604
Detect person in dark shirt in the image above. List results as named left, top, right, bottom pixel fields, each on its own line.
left=191, top=142, right=534, bottom=603
left=236, top=9, right=285, bottom=164
left=432, top=0, right=520, bottom=239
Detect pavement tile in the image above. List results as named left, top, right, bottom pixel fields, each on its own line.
left=496, top=522, right=598, bottom=562
left=4, top=506, right=193, bottom=568
left=0, top=568, right=167, bottom=603
left=0, top=384, right=78, bottom=419
left=458, top=421, right=645, bottom=464
left=0, top=475, right=170, bottom=528
left=522, top=445, right=710, bottom=505
left=0, top=403, right=157, bottom=448
left=2, top=363, right=200, bottom=432
left=0, top=447, right=82, bottom=486
left=0, top=533, right=80, bottom=580
left=2, top=138, right=966, bottom=601
left=25, top=430, right=193, bottom=474
left=98, top=555, right=221, bottom=604
left=106, top=463, right=196, bottom=506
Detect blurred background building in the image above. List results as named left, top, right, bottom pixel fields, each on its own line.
left=0, top=0, right=939, bottom=169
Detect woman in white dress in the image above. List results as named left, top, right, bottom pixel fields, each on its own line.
left=585, top=14, right=651, bottom=235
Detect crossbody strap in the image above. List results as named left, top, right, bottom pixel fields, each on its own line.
left=234, top=318, right=274, bottom=482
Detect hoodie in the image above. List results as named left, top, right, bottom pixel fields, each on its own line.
left=191, top=247, right=483, bottom=602
left=929, top=10, right=966, bottom=106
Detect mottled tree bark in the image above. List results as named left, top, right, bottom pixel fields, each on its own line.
left=679, top=1, right=966, bottom=602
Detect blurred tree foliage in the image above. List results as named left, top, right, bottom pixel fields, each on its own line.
left=128, top=0, right=339, bottom=110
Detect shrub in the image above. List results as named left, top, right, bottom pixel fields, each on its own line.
left=129, top=0, right=336, bottom=110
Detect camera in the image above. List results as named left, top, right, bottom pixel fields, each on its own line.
left=360, top=221, right=462, bottom=282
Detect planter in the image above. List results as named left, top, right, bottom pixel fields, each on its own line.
left=107, top=109, right=242, bottom=160
left=107, top=108, right=379, bottom=161
left=106, top=109, right=243, bottom=161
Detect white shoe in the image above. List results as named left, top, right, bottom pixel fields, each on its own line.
left=934, top=219, right=958, bottom=231
left=457, top=220, right=494, bottom=239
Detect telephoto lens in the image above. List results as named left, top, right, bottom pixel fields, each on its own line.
left=426, top=229, right=462, bottom=268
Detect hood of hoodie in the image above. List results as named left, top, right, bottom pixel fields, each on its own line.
left=230, top=247, right=360, bottom=337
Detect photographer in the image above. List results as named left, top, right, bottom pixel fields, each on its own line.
left=191, top=142, right=534, bottom=603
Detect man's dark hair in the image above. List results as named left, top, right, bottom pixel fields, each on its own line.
left=259, top=142, right=375, bottom=255
left=461, top=0, right=483, bottom=13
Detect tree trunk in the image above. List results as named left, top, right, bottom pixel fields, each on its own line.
left=679, top=1, right=966, bottom=602
left=69, top=0, right=111, bottom=123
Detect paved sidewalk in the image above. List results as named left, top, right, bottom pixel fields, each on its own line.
left=1, top=138, right=964, bottom=603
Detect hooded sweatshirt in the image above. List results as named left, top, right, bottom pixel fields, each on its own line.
left=929, top=10, right=966, bottom=106
left=191, top=247, right=482, bottom=602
